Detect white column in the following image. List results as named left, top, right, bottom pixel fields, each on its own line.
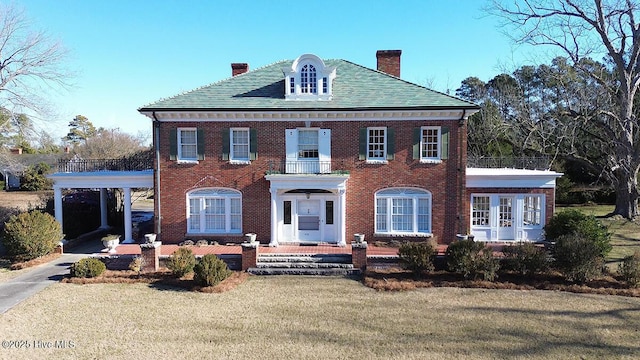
left=337, top=188, right=347, bottom=247
left=122, top=187, right=134, bottom=243
left=53, top=186, right=63, bottom=230
left=99, top=188, right=109, bottom=229
left=269, top=188, right=278, bottom=247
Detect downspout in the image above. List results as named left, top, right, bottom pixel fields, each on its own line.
left=458, top=109, right=467, bottom=237
left=152, top=112, right=162, bottom=236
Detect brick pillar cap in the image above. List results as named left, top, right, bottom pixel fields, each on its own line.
left=140, top=241, right=161, bottom=249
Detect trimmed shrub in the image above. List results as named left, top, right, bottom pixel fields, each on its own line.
left=167, top=247, right=196, bottom=277
left=554, top=233, right=604, bottom=283
left=1, top=210, right=62, bottom=262
left=544, top=209, right=611, bottom=257
left=193, top=254, right=231, bottom=287
left=70, top=258, right=106, bottom=278
left=398, top=241, right=435, bottom=274
left=618, top=251, right=640, bottom=288
left=501, top=243, right=550, bottom=276
left=446, top=240, right=500, bottom=281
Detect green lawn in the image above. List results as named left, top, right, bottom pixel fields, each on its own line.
left=0, top=277, right=639, bottom=359
left=556, top=205, right=640, bottom=266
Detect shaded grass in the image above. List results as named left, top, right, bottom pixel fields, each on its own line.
left=0, top=277, right=639, bottom=359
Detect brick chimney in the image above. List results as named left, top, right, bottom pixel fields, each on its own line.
left=376, top=50, right=402, bottom=78
left=231, top=63, right=249, bottom=76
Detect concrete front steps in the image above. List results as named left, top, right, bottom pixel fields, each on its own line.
left=248, top=253, right=360, bottom=276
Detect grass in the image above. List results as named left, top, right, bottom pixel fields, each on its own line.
left=557, top=204, right=640, bottom=267
left=0, top=277, right=639, bottom=359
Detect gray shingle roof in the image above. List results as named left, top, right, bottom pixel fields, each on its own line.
left=139, top=59, right=478, bottom=111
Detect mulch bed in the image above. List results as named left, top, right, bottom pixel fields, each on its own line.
left=364, top=268, right=640, bottom=297
left=61, top=269, right=249, bottom=293
left=7, top=253, right=62, bottom=270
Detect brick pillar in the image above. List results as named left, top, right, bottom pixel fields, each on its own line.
left=241, top=242, right=258, bottom=271
left=140, top=241, right=161, bottom=272
left=352, top=242, right=368, bottom=271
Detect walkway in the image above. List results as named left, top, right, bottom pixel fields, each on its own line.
left=109, top=243, right=411, bottom=257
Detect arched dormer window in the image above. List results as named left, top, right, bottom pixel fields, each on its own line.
left=300, top=64, right=317, bottom=94
left=284, top=54, right=336, bottom=101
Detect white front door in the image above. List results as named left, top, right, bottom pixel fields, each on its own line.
left=278, top=195, right=338, bottom=243
left=297, top=199, right=321, bottom=241
left=498, top=196, right=515, bottom=240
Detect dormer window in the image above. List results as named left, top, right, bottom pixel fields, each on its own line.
left=284, top=54, right=336, bottom=101
left=301, top=64, right=317, bottom=94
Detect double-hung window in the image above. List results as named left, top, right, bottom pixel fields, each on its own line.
left=367, top=127, right=386, bottom=161
left=421, top=126, right=440, bottom=162
left=178, top=128, right=197, bottom=161
left=230, top=128, right=250, bottom=162
left=187, top=188, right=242, bottom=234
left=375, top=188, right=432, bottom=236
left=297, top=130, right=319, bottom=159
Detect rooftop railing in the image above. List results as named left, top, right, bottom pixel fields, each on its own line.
left=57, top=157, right=153, bottom=173
left=467, top=156, right=551, bottom=170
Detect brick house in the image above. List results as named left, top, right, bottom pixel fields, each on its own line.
left=138, top=50, right=561, bottom=246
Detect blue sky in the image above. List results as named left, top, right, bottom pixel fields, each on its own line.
left=18, top=0, right=542, bottom=143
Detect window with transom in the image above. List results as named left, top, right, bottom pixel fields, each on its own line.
left=187, top=188, right=242, bottom=234
left=375, top=188, right=431, bottom=235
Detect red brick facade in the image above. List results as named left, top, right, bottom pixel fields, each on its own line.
left=154, top=118, right=467, bottom=245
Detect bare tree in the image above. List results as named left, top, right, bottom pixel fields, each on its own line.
left=492, top=0, right=640, bottom=219
left=75, top=128, right=147, bottom=159
left=0, top=4, right=69, bottom=133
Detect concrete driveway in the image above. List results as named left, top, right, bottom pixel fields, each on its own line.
left=0, top=239, right=103, bottom=314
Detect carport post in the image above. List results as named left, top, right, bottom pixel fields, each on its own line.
left=53, top=186, right=63, bottom=228
left=122, top=187, right=133, bottom=243
left=99, top=188, right=108, bottom=229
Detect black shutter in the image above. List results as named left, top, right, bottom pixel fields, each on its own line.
left=169, top=129, right=177, bottom=161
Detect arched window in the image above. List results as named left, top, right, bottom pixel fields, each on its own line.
left=187, top=188, right=241, bottom=234
left=300, top=64, right=317, bottom=94
left=375, top=188, right=431, bottom=235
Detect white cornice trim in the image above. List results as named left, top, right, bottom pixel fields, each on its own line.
left=48, top=170, right=154, bottom=188
left=141, top=109, right=478, bottom=122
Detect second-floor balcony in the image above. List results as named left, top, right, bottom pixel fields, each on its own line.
left=267, top=160, right=349, bottom=175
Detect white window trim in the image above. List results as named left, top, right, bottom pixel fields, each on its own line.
left=230, top=127, right=251, bottom=164
left=420, top=126, right=442, bottom=164
left=366, top=127, right=388, bottom=164
left=374, top=188, right=432, bottom=237
left=177, top=127, right=198, bottom=164
left=186, top=188, right=242, bottom=234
